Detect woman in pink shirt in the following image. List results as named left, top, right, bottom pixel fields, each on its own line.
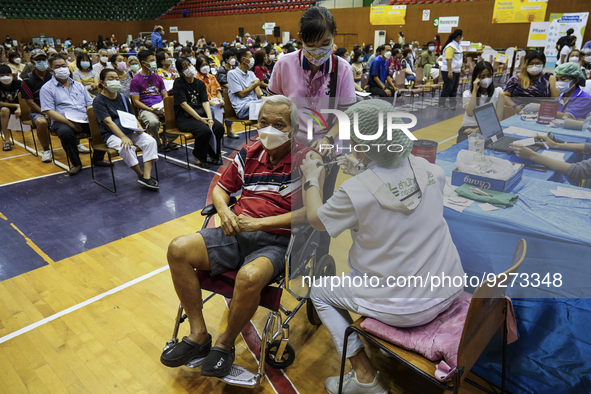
left=267, top=6, right=356, bottom=147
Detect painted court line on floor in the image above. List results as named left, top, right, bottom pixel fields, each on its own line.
left=0, top=265, right=170, bottom=345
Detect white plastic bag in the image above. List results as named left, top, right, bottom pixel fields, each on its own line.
left=455, top=150, right=515, bottom=180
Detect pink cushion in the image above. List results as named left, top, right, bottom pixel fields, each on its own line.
left=360, top=292, right=518, bottom=381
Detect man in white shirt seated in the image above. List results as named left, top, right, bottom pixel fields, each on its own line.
left=93, top=48, right=110, bottom=76
left=40, top=54, right=109, bottom=175
left=301, top=99, right=465, bottom=394
left=227, top=49, right=263, bottom=119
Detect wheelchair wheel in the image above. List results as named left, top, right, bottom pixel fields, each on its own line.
left=306, top=254, right=336, bottom=326
left=265, top=340, right=296, bottom=369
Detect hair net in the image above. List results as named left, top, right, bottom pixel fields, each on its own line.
left=345, top=100, right=413, bottom=167
left=555, top=62, right=586, bottom=87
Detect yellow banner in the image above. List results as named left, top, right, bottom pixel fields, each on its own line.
left=492, top=0, right=548, bottom=24
left=370, top=5, right=407, bottom=26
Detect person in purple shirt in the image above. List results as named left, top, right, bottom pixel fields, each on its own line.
left=130, top=50, right=177, bottom=151
left=582, top=40, right=591, bottom=50
left=554, top=62, right=591, bottom=120
left=151, top=25, right=164, bottom=49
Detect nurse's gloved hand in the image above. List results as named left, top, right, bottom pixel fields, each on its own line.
left=337, top=154, right=361, bottom=176
left=300, top=152, right=324, bottom=181
left=520, top=103, right=541, bottom=114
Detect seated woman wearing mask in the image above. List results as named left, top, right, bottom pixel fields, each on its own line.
left=172, top=57, right=224, bottom=169
left=553, top=62, right=591, bottom=120
left=128, top=56, right=141, bottom=76
left=109, top=54, right=134, bottom=99
left=73, top=53, right=98, bottom=97
left=457, top=61, right=504, bottom=143
left=300, top=99, right=464, bottom=394
left=502, top=50, right=559, bottom=112
left=7, top=51, right=25, bottom=78
left=156, top=50, right=178, bottom=90
left=92, top=69, right=159, bottom=190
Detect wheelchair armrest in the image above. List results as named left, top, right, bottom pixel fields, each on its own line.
left=291, top=224, right=312, bottom=237
left=201, top=196, right=238, bottom=217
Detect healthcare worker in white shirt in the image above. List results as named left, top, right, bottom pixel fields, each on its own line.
left=300, top=99, right=465, bottom=394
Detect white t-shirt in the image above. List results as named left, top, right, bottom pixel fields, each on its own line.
left=317, top=157, right=464, bottom=315
left=461, top=86, right=504, bottom=128
left=557, top=45, right=572, bottom=66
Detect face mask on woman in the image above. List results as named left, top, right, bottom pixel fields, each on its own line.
left=184, top=66, right=197, bottom=78
left=13, top=58, right=21, bottom=64
left=527, top=64, right=543, bottom=75
left=165, top=58, right=174, bottom=65
left=428, top=46, right=435, bottom=52
left=269, top=54, right=276, bottom=61
left=302, top=42, right=333, bottom=66
left=200, top=65, right=210, bottom=74
left=556, top=80, right=574, bottom=94
left=116, top=61, right=127, bottom=71
left=479, top=77, right=493, bottom=88
left=81, top=61, right=91, bottom=69
left=130, top=64, right=140, bottom=72
left=229, top=58, right=236, bottom=66
left=105, top=80, right=121, bottom=93
left=568, top=57, right=580, bottom=63
left=0, top=76, right=13, bottom=85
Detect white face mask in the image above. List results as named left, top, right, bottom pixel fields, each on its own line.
left=229, top=58, right=236, bottom=66
left=54, top=67, right=70, bottom=80
left=184, top=66, right=197, bottom=78
left=428, top=46, right=435, bottom=52
left=0, top=76, right=13, bottom=85
left=190, top=57, right=196, bottom=65
left=14, top=58, right=21, bottom=64
left=205, top=52, right=210, bottom=57
left=384, top=51, right=392, bottom=59
left=568, top=57, right=580, bottom=63
left=247, top=57, right=255, bottom=69
left=105, top=80, right=121, bottom=93
left=257, top=126, right=290, bottom=150
left=200, top=65, right=210, bottom=74
left=269, top=54, right=276, bottom=61
left=586, top=56, right=591, bottom=63
left=100, top=56, right=108, bottom=63
left=480, top=77, right=493, bottom=88
left=556, top=80, right=574, bottom=94
left=527, top=64, right=543, bottom=75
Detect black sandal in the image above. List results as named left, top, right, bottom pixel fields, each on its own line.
left=200, top=346, right=235, bottom=377
left=3, top=142, right=11, bottom=151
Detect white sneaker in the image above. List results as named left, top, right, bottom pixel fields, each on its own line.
left=41, top=150, right=52, bottom=163
left=325, top=370, right=388, bottom=394
left=77, top=144, right=90, bottom=153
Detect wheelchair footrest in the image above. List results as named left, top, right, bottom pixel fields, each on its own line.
left=197, top=269, right=283, bottom=312
left=218, top=365, right=259, bottom=388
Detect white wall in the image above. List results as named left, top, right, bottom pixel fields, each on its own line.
left=318, top=0, right=364, bottom=9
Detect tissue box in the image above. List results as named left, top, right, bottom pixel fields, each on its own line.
left=451, top=163, right=524, bottom=192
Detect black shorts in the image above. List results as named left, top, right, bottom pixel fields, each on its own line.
left=199, top=227, right=290, bottom=280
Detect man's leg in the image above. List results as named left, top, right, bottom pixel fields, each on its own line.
left=52, top=122, right=81, bottom=168
left=215, top=257, right=275, bottom=350
left=138, top=110, right=162, bottom=149
left=32, top=115, right=51, bottom=161
left=132, top=132, right=158, bottom=179
left=1, top=107, right=13, bottom=146
left=167, top=233, right=212, bottom=345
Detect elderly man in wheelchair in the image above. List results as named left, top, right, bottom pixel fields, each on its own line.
left=161, top=94, right=324, bottom=381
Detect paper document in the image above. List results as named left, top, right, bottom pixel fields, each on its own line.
left=550, top=186, right=591, bottom=200
left=65, top=110, right=88, bottom=123
left=7, top=115, right=31, bottom=131
left=478, top=203, right=499, bottom=211
left=163, top=79, right=174, bottom=92
left=248, top=100, right=262, bottom=121
left=117, top=110, right=145, bottom=132
left=503, top=126, right=546, bottom=138
left=540, top=151, right=565, bottom=161
left=209, top=126, right=217, bottom=153
left=151, top=101, right=164, bottom=111
left=444, top=196, right=474, bottom=213
left=212, top=103, right=224, bottom=123
left=511, top=138, right=536, bottom=146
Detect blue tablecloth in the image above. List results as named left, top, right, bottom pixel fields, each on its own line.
left=501, top=115, right=591, bottom=143
left=436, top=159, right=591, bottom=393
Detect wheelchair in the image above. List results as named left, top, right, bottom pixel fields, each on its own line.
left=162, top=196, right=336, bottom=388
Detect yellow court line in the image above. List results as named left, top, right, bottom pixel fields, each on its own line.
left=9, top=223, right=55, bottom=265
left=0, top=212, right=7, bottom=221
